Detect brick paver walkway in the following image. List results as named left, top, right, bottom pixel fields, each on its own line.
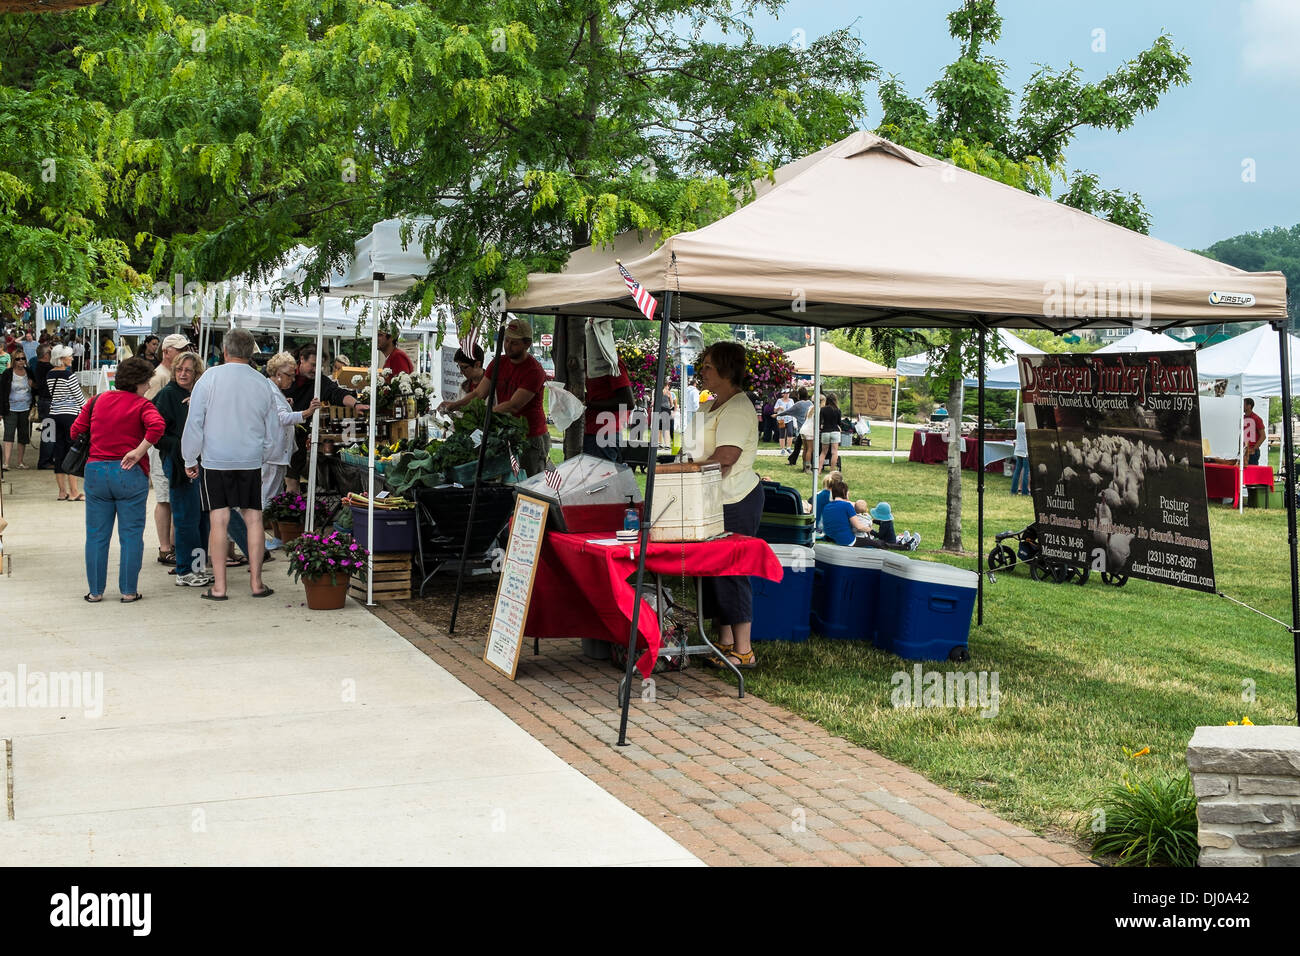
left=373, top=603, right=1093, bottom=867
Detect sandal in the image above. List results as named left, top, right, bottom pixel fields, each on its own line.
left=83, top=593, right=102, bottom=603
left=226, top=555, right=249, bottom=567
left=120, top=593, right=144, bottom=604
left=725, top=649, right=758, bottom=670
left=71, top=493, right=85, bottom=501
left=157, top=549, right=176, bottom=565
left=57, top=494, right=70, bottom=501
left=200, top=590, right=228, bottom=601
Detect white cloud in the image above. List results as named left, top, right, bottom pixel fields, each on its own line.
left=1241, top=0, right=1300, bottom=81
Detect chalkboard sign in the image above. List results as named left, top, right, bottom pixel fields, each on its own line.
left=484, top=494, right=549, bottom=679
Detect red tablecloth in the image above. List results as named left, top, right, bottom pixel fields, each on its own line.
left=1204, top=463, right=1275, bottom=508
left=525, top=532, right=783, bottom=677
left=908, top=431, right=993, bottom=470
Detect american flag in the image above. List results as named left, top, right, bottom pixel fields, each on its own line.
left=509, top=447, right=520, bottom=474
left=617, top=262, right=657, bottom=321
left=544, top=465, right=563, bottom=491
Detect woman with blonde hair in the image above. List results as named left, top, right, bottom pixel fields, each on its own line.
left=153, top=351, right=210, bottom=585
left=46, top=344, right=84, bottom=500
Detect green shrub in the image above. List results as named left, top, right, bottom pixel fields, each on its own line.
left=1087, top=772, right=1199, bottom=867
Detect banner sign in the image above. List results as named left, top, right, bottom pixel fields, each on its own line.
left=1019, top=351, right=1216, bottom=593
left=851, top=381, right=892, bottom=417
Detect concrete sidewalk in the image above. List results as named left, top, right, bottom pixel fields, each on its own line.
left=0, top=466, right=697, bottom=866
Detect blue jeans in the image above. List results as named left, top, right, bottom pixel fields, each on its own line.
left=1011, top=455, right=1030, bottom=494
left=165, top=459, right=207, bottom=575
left=84, top=460, right=150, bottom=596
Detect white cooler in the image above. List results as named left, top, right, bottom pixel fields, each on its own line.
left=647, top=462, right=724, bottom=542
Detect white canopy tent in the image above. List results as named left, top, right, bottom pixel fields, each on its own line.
left=1095, top=328, right=1195, bottom=354
left=898, top=328, right=1044, bottom=389
left=1196, top=323, right=1300, bottom=398
left=306, top=218, right=438, bottom=606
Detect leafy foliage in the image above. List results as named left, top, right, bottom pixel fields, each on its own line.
left=1087, top=772, right=1199, bottom=867
left=1198, top=223, right=1300, bottom=323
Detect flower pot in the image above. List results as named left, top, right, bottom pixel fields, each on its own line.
left=278, top=520, right=304, bottom=544
left=301, top=574, right=351, bottom=610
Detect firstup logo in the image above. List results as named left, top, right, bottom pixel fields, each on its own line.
left=1208, top=291, right=1256, bottom=307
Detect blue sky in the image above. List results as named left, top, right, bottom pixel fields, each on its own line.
left=736, top=0, right=1300, bottom=251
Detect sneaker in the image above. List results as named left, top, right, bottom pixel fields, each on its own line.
left=176, top=572, right=214, bottom=587
left=906, top=532, right=921, bottom=552
left=266, top=536, right=283, bottom=550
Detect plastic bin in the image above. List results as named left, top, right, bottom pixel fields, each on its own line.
left=811, top=543, right=908, bottom=645
left=349, top=505, right=417, bottom=553
left=761, top=480, right=803, bottom=515
left=749, top=543, right=815, bottom=642
left=875, top=559, right=977, bottom=661
left=757, top=512, right=814, bottom=547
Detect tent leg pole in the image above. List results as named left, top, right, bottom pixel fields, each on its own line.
left=617, top=289, right=673, bottom=747
left=449, top=325, right=506, bottom=634
left=305, top=292, right=326, bottom=533
left=1277, top=320, right=1300, bottom=727
left=366, top=277, right=382, bottom=608
left=977, top=325, right=986, bottom=627
left=891, top=375, right=899, bottom=463
left=812, top=329, right=822, bottom=505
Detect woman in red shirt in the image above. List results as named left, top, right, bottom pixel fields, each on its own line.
left=70, top=356, right=166, bottom=603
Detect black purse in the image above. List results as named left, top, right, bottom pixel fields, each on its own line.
left=60, top=392, right=100, bottom=477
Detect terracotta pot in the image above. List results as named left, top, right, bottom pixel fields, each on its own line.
left=301, top=574, right=350, bottom=610
left=278, top=520, right=304, bottom=544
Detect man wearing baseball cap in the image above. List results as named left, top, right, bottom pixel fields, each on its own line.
left=440, top=316, right=550, bottom=475
left=143, top=332, right=192, bottom=566
left=377, top=323, right=414, bottom=376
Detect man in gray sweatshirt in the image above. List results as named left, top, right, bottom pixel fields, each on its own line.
left=182, top=329, right=280, bottom=600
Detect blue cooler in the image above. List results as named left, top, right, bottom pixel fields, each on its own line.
left=876, top=560, right=978, bottom=661
left=749, top=543, right=814, bottom=642
left=811, top=543, right=908, bottom=645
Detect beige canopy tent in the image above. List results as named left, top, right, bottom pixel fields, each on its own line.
left=513, top=131, right=1287, bottom=329
left=786, top=340, right=897, bottom=378
left=786, top=339, right=902, bottom=462
left=507, top=129, right=1293, bottom=742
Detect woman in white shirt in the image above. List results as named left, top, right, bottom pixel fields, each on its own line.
left=689, top=342, right=762, bottom=670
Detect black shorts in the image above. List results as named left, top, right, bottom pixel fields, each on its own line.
left=200, top=468, right=263, bottom=512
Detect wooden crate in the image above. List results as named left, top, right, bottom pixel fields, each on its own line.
left=349, top=552, right=413, bottom=602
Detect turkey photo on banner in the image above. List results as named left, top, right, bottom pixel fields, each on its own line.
left=1018, top=350, right=1216, bottom=593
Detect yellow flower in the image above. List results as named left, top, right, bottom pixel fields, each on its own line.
left=1226, top=720, right=1238, bottom=726
left=1130, top=746, right=1150, bottom=758
left=1241, top=716, right=1254, bottom=726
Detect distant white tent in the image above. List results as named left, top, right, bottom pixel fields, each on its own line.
left=898, top=328, right=1044, bottom=390
left=786, top=340, right=898, bottom=378
left=1195, top=323, right=1300, bottom=398
left=1095, top=329, right=1194, bottom=354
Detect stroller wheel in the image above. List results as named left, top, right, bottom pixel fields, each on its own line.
left=988, top=545, right=1016, bottom=572
left=1073, top=565, right=1090, bottom=586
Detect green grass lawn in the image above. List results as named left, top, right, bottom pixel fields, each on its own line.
left=717, top=453, right=1297, bottom=833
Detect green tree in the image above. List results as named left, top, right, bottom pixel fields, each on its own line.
left=864, top=0, right=1190, bottom=552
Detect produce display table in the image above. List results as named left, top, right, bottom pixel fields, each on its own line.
left=908, top=431, right=1004, bottom=471
left=524, top=531, right=782, bottom=682
left=1204, top=463, right=1275, bottom=509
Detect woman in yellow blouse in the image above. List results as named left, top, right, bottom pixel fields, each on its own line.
left=688, top=341, right=762, bottom=669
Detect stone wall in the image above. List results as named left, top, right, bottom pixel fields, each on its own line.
left=1186, top=725, right=1300, bottom=867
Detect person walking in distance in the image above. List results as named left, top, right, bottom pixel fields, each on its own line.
left=144, top=333, right=192, bottom=567
left=181, top=329, right=280, bottom=600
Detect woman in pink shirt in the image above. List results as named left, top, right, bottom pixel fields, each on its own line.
left=70, top=357, right=166, bottom=603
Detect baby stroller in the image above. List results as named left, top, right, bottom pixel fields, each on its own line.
left=987, top=523, right=1046, bottom=577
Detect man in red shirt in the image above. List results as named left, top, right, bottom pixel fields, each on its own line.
left=1243, top=397, right=1266, bottom=466
left=441, top=316, right=550, bottom=475
left=378, top=325, right=415, bottom=376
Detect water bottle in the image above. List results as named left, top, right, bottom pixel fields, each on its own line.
left=623, top=496, right=640, bottom=532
